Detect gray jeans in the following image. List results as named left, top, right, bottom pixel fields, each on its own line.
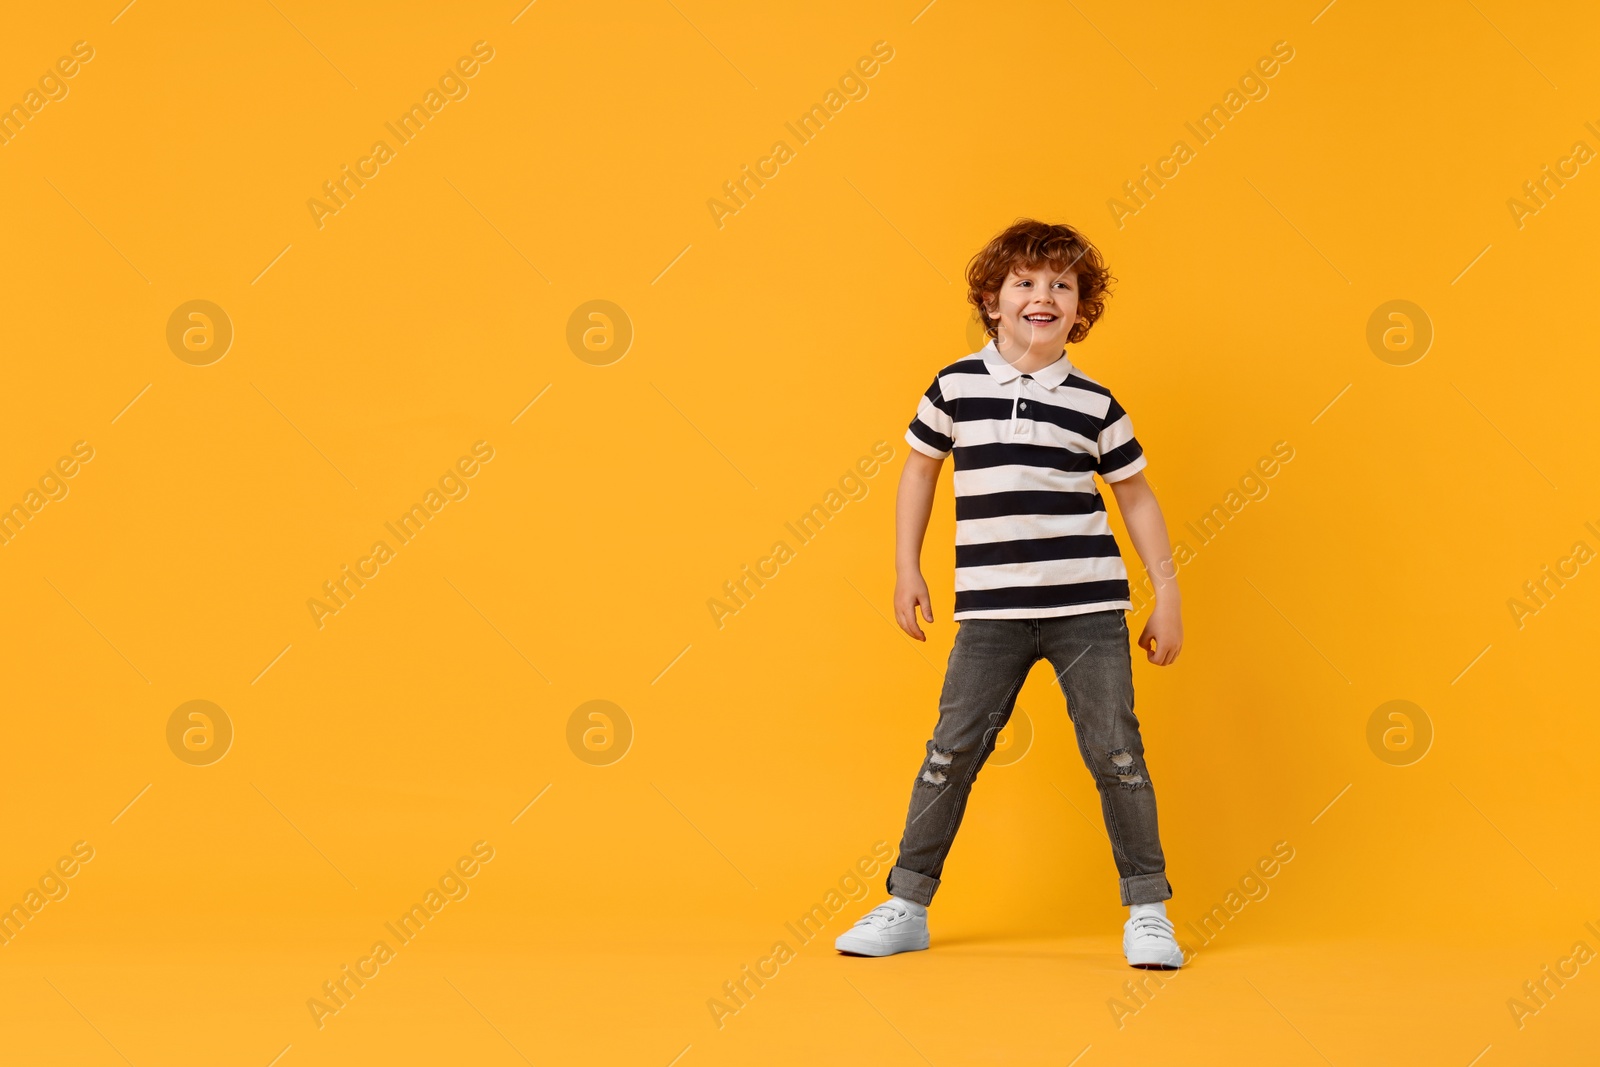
left=886, top=610, right=1173, bottom=907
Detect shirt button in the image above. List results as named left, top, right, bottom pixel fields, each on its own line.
left=1018, top=401, right=1027, bottom=410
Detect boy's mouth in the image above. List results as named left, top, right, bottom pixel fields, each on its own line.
left=1022, top=313, right=1058, bottom=324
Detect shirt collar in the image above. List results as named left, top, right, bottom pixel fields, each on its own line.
left=980, top=338, right=1073, bottom=389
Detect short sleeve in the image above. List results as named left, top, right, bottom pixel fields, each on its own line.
left=905, top=374, right=954, bottom=460
left=1096, top=393, right=1147, bottom=482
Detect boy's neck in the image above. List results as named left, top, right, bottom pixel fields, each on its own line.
left=994, top=335, right=1066, bottom=375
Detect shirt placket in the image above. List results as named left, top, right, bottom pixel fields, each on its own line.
left=1010, top=377, right=1032, bottom=438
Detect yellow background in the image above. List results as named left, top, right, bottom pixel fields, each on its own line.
left=3, top=0, right=1598, bottom=1063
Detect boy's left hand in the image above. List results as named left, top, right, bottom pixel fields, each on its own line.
left=1136, top=602, right=1183, bottom=666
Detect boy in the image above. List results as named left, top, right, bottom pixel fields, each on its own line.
left=836, top=219, right=1185, bottom=969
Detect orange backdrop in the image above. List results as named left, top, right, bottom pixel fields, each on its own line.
left=2, top=1, right=1597, bottom=1064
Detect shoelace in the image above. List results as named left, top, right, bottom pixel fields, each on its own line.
left=1127, top=914, right=1175, bottom=939
left=854, top=902, right=909, bottom=929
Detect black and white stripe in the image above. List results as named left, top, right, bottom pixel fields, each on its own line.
left=905, top=339, right=1147, bottom=620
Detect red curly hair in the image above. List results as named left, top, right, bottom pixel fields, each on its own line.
left=966, top=218, right=1115, bottom=344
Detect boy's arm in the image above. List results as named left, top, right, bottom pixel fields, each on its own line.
left=894, top=449, right=943, bottom=641
left=1107, top=471, right=1183, bottom=665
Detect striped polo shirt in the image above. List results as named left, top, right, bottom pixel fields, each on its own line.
left=904, top=339, right=1147, bottom=620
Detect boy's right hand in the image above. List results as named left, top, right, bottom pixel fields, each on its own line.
left=894, top=573, right=935, bottom=641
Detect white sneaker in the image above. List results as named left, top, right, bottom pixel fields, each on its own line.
left=834, top=899, right=930, bottom=957
left=1123, top=911, right=1184, bottom=969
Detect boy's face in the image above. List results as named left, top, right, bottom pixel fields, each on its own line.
left=985, top=263, right=1081, bottom=353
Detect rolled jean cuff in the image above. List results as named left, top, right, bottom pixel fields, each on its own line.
left=885, top=865, right=939, bottom=907
left=1120, top=872, right=1172, bottom=906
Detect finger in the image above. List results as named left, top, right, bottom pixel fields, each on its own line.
left=919, top=597, right=934, bottom=624
left=899, top=612, right=925, bottom=641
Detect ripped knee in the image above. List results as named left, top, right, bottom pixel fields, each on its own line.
left=1107, top=748, right=1147, bottom=789
left=920, top=746, right=955, bottom=786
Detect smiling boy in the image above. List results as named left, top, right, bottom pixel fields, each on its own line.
left=836, top=219, right=1186, bottom=969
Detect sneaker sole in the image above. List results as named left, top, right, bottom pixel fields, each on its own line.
left=834, top=935, right=930, bottom=957
left=1125, top=949, right=1184, bottom=969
